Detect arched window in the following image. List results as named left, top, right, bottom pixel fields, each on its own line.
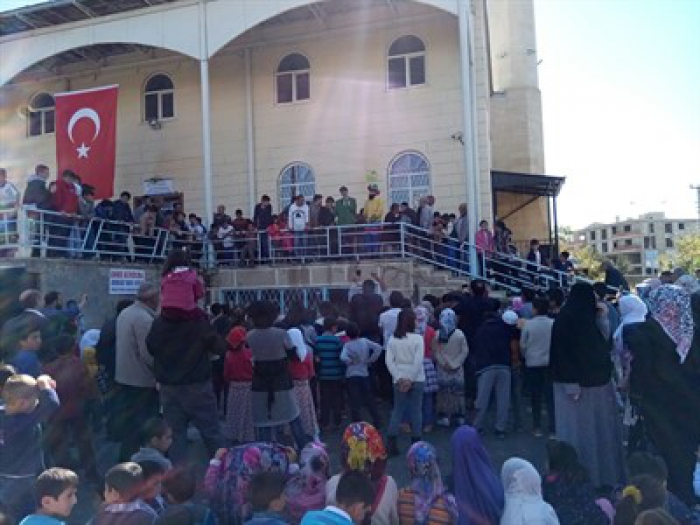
left=387, top=35, right=426, bottom=89
left=388, top=151, right=431, bottom=207
left=27, top=93, right=55, bottom=137
left=278, top=162, right=316, bottom=208
left=144, top=73, right=174, bottom=121
left=276, top=53, right=310, bottom=104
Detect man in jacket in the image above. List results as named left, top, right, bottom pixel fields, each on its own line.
left=254, top=195, right=273, bottom=261
left=23, top=164, right=51, bottom=257
left=472, top=305, right=515, bottom=437
left=114, top=282, right=159, bottom=460
left=146, top=309, right=226, bottom=463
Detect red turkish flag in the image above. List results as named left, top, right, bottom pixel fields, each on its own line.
left=55, top=85, right=119, bottom=199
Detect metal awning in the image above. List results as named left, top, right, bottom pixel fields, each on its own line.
left=491, top=170, right=565, bottom=198
left=1, top=1, right=179, bottom=37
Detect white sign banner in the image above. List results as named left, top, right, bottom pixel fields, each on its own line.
left=109, top=268, right=146, bottom=295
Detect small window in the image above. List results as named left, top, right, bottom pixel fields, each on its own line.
left=27, top=93, right=55, bottom=137
left=679, top=223, right=685, bottom=230
left=590, top=231, right=596, bottom=241
left=665, top=223, right=672, bottom=234
left=602, top=229, right=608, bottom=240
left=278, top=162, right=315, bottom=208
left=649, top=223, right=655, bottom=234
left=624, top=224, right=631, bottom=232
left=666, top=238, right=674, bottom=248
left=644, top=237, right=650, bottom=249
left=144, top=74, right=175, bottom=121
left=276, top=53, right=310, bottom=104
left=602, top=242, right=608, bottom=253
left=613, top=241, right=618, bottom=249
left=387, top=35, right=426, bottom=89
left=612, top=226, right=617, bottom=235
left=625, top=239, right=632, bottom=246
left=388, top=151, right=431, bottom=208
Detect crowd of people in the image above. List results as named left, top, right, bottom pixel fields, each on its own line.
left=0, top=244, right=699, bottom=525
left=1, top=166, right=578, bottom=290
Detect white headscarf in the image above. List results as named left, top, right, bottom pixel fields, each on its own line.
left=676, top=274, right=700, bottom=295
left=500, top=458, right=559, bottom=525
left=613, top=295, right=649, bottom=357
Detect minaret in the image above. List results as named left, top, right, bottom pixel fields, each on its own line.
left=487, top=0, right=545, bottom=173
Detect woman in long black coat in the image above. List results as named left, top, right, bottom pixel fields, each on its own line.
left=622, top=284, right=700, bottom=506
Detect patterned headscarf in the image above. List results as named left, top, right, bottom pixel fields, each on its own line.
left=415, top=306, right=429, bottom=335
left=286, top=443, right=330, bottom=522
left=341, top=422, right=387, bottom=481
left=648, top=285, right=694, bottom=363
left=438, top=309, right=457, bottom=343
left=407, top=442, right=458, bottom=525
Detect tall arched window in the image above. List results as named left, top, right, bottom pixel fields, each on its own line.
left=278, top=162, right=316, bottom=208
left=276, top=53, right=310, bottom=104
left=27, top=93, right=55, bottom=137
left=144, top=73, right=175, bottom=121
left=388, top=151, right=431, bottom=207
left=387, top=35, right=426, bottom=89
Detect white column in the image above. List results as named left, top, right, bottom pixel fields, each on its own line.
left=199, top=0, right=214, bottom=225
left=458, top=0, right=480, bottom=275
left=245, top=47, right=257, bottom=215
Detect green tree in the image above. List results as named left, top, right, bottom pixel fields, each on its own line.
left=570, top=245, right=604, bottom=280
left=675, top=233, right=700, bottom=272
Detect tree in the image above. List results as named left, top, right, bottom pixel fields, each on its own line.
left=675, top=233, right=700, bottom=273
left=569, top=245, right=604, bottom=281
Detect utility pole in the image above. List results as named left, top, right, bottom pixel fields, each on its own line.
left=691, top=185, right=700, bottom=226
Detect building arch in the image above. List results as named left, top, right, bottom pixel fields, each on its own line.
left=387, top=150, right=432, bottom=208
left=278, top=162, right=316, bottom=209
left=1, top=0, right=458, bottom=85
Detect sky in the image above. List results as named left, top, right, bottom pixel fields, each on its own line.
left=3, top=0, right=699, bottom=230
left=534, top=0, right=700, bottom=229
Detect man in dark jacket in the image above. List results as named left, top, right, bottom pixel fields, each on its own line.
left=603, top=261, right=630, bottom=292
left=472, top=305, right=515, bottom=437
left=22, top=164, right=51, bottom=208
left=146, top=313, right=226, bottom=463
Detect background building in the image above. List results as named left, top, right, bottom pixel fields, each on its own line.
left=0, top=0, right=561, bottom=248
left=573, top=212, right=698, bottom=280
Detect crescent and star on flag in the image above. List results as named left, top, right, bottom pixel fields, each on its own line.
left=67, top=107, right=101, bottom=160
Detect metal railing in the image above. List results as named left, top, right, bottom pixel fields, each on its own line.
left=2, top=206, right=586, bottom=293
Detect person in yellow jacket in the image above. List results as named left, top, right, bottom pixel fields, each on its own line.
left=362, top=184, right=385, bottom=255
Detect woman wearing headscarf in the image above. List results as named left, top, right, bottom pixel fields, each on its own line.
left=450, top=425, right=504, bottom=525
left=415, top=306, right=439, bottom=433
left=622, top=285, right=700, bottom=505
left=398, top=441, right=458, bottom=525
left=432, top=309, right=469, bottom=427
left=500, top=458, right=559, bottom=525
left=286, top=442, right=330, bottom=523
left=326, top=422, right=399, bottom=525
left=550, top=282, right=625, bottom=488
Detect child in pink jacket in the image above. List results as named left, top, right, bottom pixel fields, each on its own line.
left=160, top=249, right=206, bottom=320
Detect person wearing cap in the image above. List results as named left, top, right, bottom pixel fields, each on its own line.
left=471, top=302, right=516, bottom=438
left=363, top=184, right=384, bottom=255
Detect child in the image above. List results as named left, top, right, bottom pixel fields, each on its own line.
left=131, top=418, right=173, bottom=471
left=339, top=322, right=382, bottom=428
left=314, top=318, right=345, bottom=429
left=160, top=249, right=206, bottom=320
left=243, top=472, right=288, bottom=525
left=224, top=326, right=255, bottom=444
left=241, top=223, right=258, bottom=267
left=158, top=467, right=215, bottom=525
left=93, top=463, right=157, bottom=525
left=42, top=335, right=99, bottom=483
left=137, top=461, right=168, bottom=514
left=19, top=468, right=79, bottom=525
left=301, top=471, right=374, bottom=525
left=0, top=374, right=59, bottom=521
left=7, top=315, right=43, bottom=377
